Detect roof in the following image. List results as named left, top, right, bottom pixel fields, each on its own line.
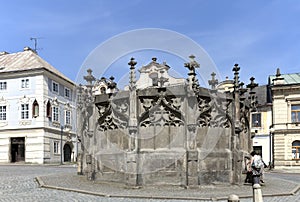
left=0, top=48, right=74, bottom=84
left=252, top=85, right=272, bottom=106
left=269, top=73, right=300, bottom=85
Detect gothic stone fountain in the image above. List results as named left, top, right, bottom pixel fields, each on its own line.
left=77, top=56, right=258, bottom=187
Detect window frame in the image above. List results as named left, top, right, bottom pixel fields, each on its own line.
left=21, top=104, right=29, bottom=120
left=52, top=106, right=59, bottom=122
left=251, top=113, right=262, bottom=127
left=53, top=141, right=59, bottom=154
left=65, top=110, right=71, bottom=125
left=291, top=104, right=300, bottom=123
left=0, top=81, right=7, bottom=90
left=52, top=81, right=59, bottom=94
left=0, top=105, right=6, bottom=121
left=64, top=87, right=71, bottom=99
left=21, top=78, right=30, bottom=89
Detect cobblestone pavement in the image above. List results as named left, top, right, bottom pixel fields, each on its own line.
left=0, top=164, right=299, bottom=202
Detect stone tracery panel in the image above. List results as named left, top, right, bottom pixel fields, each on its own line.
left=139, top=96, right=184, bottom=127
left=96, top=98, right=129, bottom=131
left=196, top=93, right=231, bottom=128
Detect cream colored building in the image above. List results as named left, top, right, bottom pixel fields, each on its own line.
left=251, top=85, right=272, bottom=165
left=0, top=47, right=77, bottom=164
left=269, top=69, right=300, bottom=169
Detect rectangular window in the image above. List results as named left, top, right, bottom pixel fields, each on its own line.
left=52, top=81, right=59, bottom=93
left=21, top=79, right=29, bottom=88
left=65, top=110, right=71, bottom=125
left=21, top=104, right=29, bottom=119
left=0, top=106, right=6, bottom=120
left=252, top=113, right=261, bottom=127
left=0, top=81, right=7, bottom=90
left=52, top=106, right=59, bottom=122
left=54, top=141, right=59, bottom=154
left=65, top=87, right=70, bottom=98
left=291, top=105, right=300, bottom=123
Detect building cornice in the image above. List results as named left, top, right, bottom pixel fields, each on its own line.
left=271, top=84, right=300, bottom=91
left=0, top=126, right=76, bottom=136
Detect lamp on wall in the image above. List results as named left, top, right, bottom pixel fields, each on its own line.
left=269, top=127, right=275, bottom=134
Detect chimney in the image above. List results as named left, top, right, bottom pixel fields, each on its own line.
left=276, top=68, right=281, bottom=77
left=0, top=51, right=9, bottom=56
left=272, top=67, right=285, bottom=85
left=24, top=46, right=33, bottom=51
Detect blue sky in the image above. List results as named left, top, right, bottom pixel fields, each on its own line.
left=1, top=0, right=300, bottom=86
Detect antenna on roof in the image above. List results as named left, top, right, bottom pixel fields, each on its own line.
left=30, top=37, right=43, bottom=53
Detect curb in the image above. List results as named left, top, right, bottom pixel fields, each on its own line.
left=291, top=185, right=300, bottom=195
left=35, top=176, right=300, bottom=201
left=268, top=169, right=300, bottom=174
left=0, top=163, right=77, bottom=168
left=35, top=176, right=212, bottom=201
left=34, top=176, right=226, bottom=201
left=35, top=176, right=45, bottom=187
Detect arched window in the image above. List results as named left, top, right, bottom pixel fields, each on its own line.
left=100, top=87, right=106, bottom=94
left=46, top=100, right=51, bottom=118
left=32, top=99, right=39, bottom=118
left=292, top=140, right=300, bottom=159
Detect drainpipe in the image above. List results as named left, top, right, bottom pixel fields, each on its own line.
left=60, top=125, right=63, bottom=165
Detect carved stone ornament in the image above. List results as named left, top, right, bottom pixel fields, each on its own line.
left=97, top=101, right=129, bottom=131
left=197, top=96, right=211, bottom=127
left=0, top=96, right=8, bottom=105
left=141, top=98, right=155, bottom=111
left=239, top=108, right=249, bottom=133
left=197, top=95, right=230, bottom=128
left=187, top=124, right=197, bottom=132
left=19, top=95, right=30, bottom=104
left=0, top=121, right=8, bottom=127
left=139, top=96, right=184, bottom=127
left=19, top=120, right=32, bottom=126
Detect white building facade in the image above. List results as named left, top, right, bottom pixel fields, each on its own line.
left=0, top=47, right=77, bottom=164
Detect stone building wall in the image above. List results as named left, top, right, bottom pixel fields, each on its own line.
left=270, top=71, right=300, bottom=168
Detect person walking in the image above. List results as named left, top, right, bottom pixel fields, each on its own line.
left=250, top=151, right=263, bottom=185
